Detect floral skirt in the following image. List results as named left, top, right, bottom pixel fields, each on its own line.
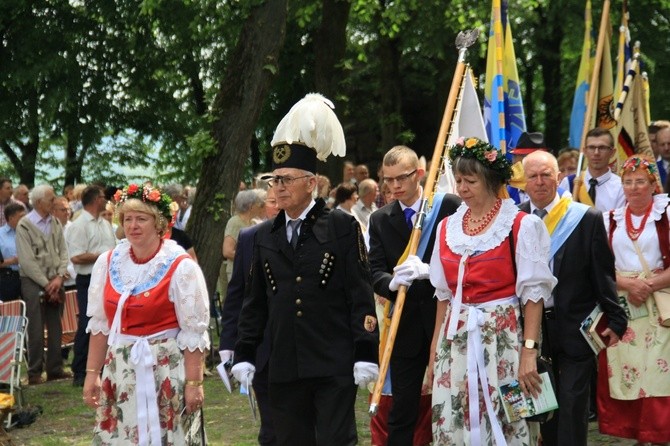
left=597, top=284, right=670, bottom=442
left=92, top=338, right=204, bottom=445
left=432, top=301, right=537, bottom=446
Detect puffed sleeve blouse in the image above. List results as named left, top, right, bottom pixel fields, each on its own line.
left=86, top=239, right=210, bottom=352
left=429, top=198, right=556, bottom=304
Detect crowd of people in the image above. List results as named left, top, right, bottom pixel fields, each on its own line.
left=1, top=94, right=669, bottom=445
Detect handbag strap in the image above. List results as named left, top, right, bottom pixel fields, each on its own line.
left=630, top=238, right=660, bottom=325
left=631, top=238, right=653, bottom=277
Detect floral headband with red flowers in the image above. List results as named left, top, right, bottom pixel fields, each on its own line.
left=449, top=137, right=513, bottom=181
left=113, top=183, right=174, bottom=224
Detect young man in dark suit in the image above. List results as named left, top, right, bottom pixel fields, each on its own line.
left=521, top=150, right=627, bottom=446
left=367, top=145, right=461, bottom=445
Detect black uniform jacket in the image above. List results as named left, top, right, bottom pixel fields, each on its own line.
left=367, top=194, right=461, bottom=357
left=235, top=199, right=379, bottom=383
left=519, top=201, right=627, bottom=356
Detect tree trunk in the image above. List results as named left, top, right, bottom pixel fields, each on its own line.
left=538, top=1, right=565, bottom=150
left=189, top=0, right=289, bottom=297
left=313, top=0, right=352, bottom=185
left=377, top=34, right=402, bottom=153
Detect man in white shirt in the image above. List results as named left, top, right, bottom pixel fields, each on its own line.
left=65, top=185, right=116, bottom=386
left=559, top=127, right=625, bottom=213
left=352, top=178, right=378, bottom=228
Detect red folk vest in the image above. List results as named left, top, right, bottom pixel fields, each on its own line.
left=103, top=251, right=189, bottom=336
left=438, top=213, right=524, bottom=304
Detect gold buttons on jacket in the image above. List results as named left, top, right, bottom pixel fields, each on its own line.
left=296, top=311, right=303, bottom=317
left=295, top=299, right=302, bottom=305
left=296, top=276, right=302, bottom=283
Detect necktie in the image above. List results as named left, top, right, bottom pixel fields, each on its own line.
left=289, top=219, right=302, bottom=249
left=588, top=178, right=598, bottom=204
left=403, top=208, right=416, bottom=230
left=533, top=208, right=548, bottom=220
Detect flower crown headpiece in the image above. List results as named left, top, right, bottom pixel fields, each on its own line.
left=113, top=184, right=173, bottom=224
left=449, top=137, right=513, bottom=180
left=620, top=156, right=658, bottom=176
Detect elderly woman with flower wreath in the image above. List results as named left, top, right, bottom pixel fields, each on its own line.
left=597, top=155, right=670, bottom=445
left=427, top=137, right=557, bottom=445
left=82, top=183, right=210, bottom=445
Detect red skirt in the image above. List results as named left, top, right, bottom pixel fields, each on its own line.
left=597, top=350, right=670, bottom=443
left=370, top=393, right=432, bottom=446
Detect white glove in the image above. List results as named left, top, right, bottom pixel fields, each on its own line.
left=231, top=362, right=256, bottom=387
left=388, top=255, right=429, bottom=291
left=353, top=361, right=379, bottom=389
left=219, top=350, right=234, bottom=365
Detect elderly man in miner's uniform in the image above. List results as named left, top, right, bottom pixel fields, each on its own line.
left=232, top=94, right=379, bottom=446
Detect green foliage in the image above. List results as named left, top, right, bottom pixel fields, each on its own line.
left=206, top=192, right=229, bottom=222
left=1, top=0, right=669, bottom=188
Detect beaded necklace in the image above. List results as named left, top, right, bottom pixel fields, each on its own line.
left=463, top=199, right=502, bottom=236
left=129, top=239, right=163, bottom=264
left=625, top=202, right=653, bottom=241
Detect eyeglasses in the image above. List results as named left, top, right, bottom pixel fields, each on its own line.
left=585, top=145, right=612, bottom=153
left=265, top=175, right=313, bottom=187
left=383, top=170, right=417, bottom=185
left=622, top=179, right=650, bottom=188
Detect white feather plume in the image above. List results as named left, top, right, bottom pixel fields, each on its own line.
left=271, top=93, right=346, bottom=161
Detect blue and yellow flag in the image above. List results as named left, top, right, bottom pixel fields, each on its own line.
left=569, top=0, right=595, bottom=148
left=484, top=0, right=526, bottom=154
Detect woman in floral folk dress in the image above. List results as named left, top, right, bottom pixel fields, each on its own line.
left=82, top=184, right=210, bottom=445
left=598, top=155, right=670, bottom=444
left=428, top=138, right=556, bottom=445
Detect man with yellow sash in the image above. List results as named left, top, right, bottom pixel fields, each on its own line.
left=559, top=127, right=625, bottom=212
left=521, top=150, right=627, bottom=446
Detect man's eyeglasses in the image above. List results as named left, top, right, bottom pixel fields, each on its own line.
left=383, top=170, right=417, bottom=185
left=585, top=145, right=612, bottom=153
left=265, top=175, right=313, bottom=187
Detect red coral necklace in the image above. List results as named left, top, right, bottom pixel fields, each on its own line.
left=463, top=199, right=502, bottom=236
left=625, top=202, right=653, bottom=241
left=129, top=240, right=163, bottom=264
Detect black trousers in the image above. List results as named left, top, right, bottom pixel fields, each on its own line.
left=0, top=270, right=21, bottom=301
left=540, top=316, right=593, bottom=446
left=387, top=341, right=430, bottom=446
left=253, top=364, right=276, bottom=446
left=269, top=376, right=357, bottom=446
left=71, top=274, right=91, bottom=379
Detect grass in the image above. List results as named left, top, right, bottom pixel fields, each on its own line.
left=4, top=374, right=635, bottom=445
left=5, top=373, right=374, bottom=445
left=1, top=321, right=634, bottom=445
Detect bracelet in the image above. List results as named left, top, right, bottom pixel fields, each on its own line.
left=185, top=380, right=204, bottom=387
left=85, top=369, right=99, bottom=374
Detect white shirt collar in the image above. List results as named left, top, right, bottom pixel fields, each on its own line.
left=399, top=186, right=423, bottom=213
left=285, top=199, right=316, bottom=228
left=530, top=194, right=560, bottom=216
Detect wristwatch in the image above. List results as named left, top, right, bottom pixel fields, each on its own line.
left=523, top=339, right=539, bottom=350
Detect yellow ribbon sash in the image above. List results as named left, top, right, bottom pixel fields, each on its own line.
left=575, top=173, right=595, bottom=207
left=544, top=197, right=572, bottom=235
